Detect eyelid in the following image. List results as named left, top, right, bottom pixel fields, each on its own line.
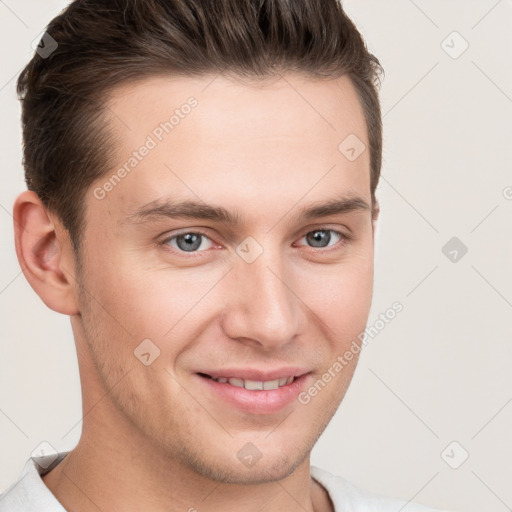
left=162, top=227, right=211, bottom=240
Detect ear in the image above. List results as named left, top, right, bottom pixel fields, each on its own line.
left=13, top=190, right=79, bottom=316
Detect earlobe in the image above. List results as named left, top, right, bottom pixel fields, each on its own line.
left=13, top=190, right=79, bottom=316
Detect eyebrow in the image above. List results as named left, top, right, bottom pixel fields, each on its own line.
left=122, top=195, right=370, bottom=226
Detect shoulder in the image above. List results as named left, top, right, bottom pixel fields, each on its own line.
left=0, top=452, right=69, bottom=512
left=310, top=465, right=454, bottom=512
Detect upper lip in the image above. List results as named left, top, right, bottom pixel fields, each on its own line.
left=197, top=367, right=310, bottom=381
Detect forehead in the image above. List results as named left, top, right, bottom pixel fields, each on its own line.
left=93, top=73, right=371, bottom=225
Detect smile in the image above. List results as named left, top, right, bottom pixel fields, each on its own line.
left=196, top=372, right=311, bottom=414
left=199, top=373, right=295, bottom=390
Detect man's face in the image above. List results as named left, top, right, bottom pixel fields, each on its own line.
left=72, top=73, right=376, bottom=483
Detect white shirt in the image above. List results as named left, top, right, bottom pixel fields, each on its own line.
left=0, top=452, right=452, bottom=511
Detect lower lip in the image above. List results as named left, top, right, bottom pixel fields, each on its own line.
left=196, top=373, right=311, bottom=414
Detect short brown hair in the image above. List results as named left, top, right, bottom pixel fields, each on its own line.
left=17, top=0, right=383, bottom=254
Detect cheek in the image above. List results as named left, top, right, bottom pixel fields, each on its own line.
left=296, top=252, right=374, bottom=339
left=76, top=256, right=160, bottom=366
left=338, top=260, right=374, bottom=318
left=82, top=249, right=223, bottom=350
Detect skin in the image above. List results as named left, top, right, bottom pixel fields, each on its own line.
left=14, top=73, right=379, bottom=512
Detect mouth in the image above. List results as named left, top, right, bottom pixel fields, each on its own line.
left=197, top=372, right=296, bottom=390
left=195, top=371, right=311, bottom=414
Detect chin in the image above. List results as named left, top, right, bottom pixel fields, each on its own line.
left=220, top=457, right=302, bottom=485
left=185, top=443, right=308, bottom=485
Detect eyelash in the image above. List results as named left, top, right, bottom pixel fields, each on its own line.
left=159, top=227, right=352, bottom=256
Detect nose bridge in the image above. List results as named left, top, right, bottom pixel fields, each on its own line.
left=222, top=240, right=300, bottom=348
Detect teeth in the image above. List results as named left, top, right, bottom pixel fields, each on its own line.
left=263, top=379, right=279, bottom=390
left=228, top=377, right=244, bottom=388
left=213, top=376, right=295, bottom=390
left=244, top=379, right=263, bottom=390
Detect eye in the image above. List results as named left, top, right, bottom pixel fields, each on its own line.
left=161, top=227, right=347, bottom=255
left=164, top=231, right=214, bottom=252
left=296, top=229, right=344, bottom=249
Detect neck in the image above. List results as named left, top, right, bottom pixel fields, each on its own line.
left=42, top=404, right=333, bottom=512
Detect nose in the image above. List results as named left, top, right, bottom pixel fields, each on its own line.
left=220, top=245, right=302, bottom=350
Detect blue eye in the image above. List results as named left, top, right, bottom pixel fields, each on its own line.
left=165, top=232, right=213, bottom=252
left=161, top=227, right=347, bottom=256
left=298, top=229, right=343, bottom=248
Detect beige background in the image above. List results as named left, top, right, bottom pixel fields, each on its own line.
left=1, top=1, right=511, bottom=511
